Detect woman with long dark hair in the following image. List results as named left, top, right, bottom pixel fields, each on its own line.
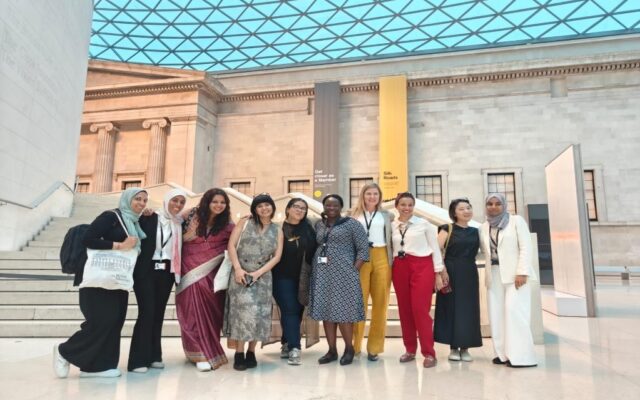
left=175, top=188, right=234, bottom=371
left=272, top=198, right=317, bottom=365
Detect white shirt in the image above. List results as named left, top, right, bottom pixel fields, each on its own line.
left=357, top=210, right=386, bottom=247
left=152, top=221, right=174, bottom=261
left=391, top=216, right=444, bottom=272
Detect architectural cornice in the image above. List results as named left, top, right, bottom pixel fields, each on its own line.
left=217, top=59, right=640, bottom=102
left=85, top=81, right=222, bottom=100
left=84, top=58, right=640, bottom=103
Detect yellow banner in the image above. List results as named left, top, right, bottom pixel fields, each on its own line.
left=379, top=75, right=408, bottom=201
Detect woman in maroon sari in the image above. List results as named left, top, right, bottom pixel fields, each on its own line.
left=176, top=188, right=234, bottom=372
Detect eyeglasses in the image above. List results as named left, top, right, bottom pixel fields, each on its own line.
left=291, top=204, right=307, bottom=211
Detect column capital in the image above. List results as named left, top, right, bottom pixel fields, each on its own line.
left=89, top=122, right=119, bottom=133
left=142, top=118, right=170, bottom=129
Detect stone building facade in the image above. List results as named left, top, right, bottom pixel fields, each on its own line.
left=76, top=35, right=640, bottom=267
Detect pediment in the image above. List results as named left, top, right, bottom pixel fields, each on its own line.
left=86, top=59, right=205, bottom=88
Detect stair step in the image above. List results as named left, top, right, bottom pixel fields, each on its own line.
left=0, top=260, right=61, bottom=269
left=0, top=320, right=403, bottom=338
left=0, top=291, right=174, bottom=305
left=0, top=305, right=401, bottom=321
left=26, top=241, right=63, bottom=248
left=0, top=250, right=59, bottom=259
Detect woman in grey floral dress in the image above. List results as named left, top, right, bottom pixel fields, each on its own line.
left=225, top=194, right=284, bottom=371
left=309, top=194, right=369, bottom=366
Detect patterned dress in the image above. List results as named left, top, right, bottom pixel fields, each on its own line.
left=309, top=218, right=370, bottom=322
left=224, top=219, right=279, bottom=342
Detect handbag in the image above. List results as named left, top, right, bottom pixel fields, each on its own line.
left=213, top=219, right=248, bottom=293
left=297, top=253, right=311, bottom=306
left=80, top=211, right=138, bottom=291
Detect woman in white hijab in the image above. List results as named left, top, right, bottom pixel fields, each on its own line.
left=128, top=188, right=187, bottom=373
left=479, top=193, right=537, bottom=368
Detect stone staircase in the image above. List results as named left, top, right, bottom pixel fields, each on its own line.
left=0, top=194, right=403, bottom=337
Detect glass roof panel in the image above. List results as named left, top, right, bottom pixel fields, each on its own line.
left=90, top=0, right=640, bottom=72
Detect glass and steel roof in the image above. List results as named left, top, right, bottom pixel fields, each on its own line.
left=90, top=0, right=640, bottom=72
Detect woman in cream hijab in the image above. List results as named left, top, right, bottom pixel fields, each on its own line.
left=128, top=188, right=187, bottom=373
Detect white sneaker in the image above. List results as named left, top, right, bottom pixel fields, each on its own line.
left=280, top=343, right=289, bottom=359
left=150, top=361, right=165, bottom=369
left=131, top=367, right=148, bottom=373
left=53, top=344, right=69, bottom=378
left=460, top=349, right=473, bottom=362
left=196, top=361, right=212, bottom=372
left=288, top=348, right=301, bottom=366
left=80, top=369, right=121, bottom=378
left=448, top=349, right=461, bottom=361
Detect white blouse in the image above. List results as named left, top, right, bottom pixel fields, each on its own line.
left=152, top=220, right=174, bottom=261
left=391, top=216, right=444, bottom=272
left=356, top=210, right=386, bottom=247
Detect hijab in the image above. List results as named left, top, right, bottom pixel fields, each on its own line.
left=485, top=193, right=510, bottom=230
left=158, top=188, right=187, bottom=283
left=118, top=188, right=148, bottom=254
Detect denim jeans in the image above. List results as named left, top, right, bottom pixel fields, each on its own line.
left=272, top=278, right=303, bottom=349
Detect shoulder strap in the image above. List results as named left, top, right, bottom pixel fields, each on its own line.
left=111, top=210, right=130, bottom=236
left=444, top=223, right=453, bottom=254
left=236, top=217, right=250, bottom=250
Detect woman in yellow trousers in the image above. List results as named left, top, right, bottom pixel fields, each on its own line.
left=350, top=183, right=393, bottom=361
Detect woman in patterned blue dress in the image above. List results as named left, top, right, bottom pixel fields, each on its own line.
left=309, top=194, right=369, bottom=366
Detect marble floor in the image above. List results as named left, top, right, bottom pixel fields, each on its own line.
left=1, top=277, right=639, bottom=400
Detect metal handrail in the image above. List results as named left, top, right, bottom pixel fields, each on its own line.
left=0, top=181, right=75, bottom=209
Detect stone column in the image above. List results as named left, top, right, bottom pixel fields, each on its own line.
left=90, top=122, right=118, bottom=193
left=143, top=118, right=170, bottom=185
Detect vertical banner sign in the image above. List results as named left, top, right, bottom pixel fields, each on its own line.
left=313, top=82, right=340, bottom=201
left=379, top=76, right=408, bottom=200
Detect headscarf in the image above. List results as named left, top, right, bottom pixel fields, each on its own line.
left=158, top=188, right=187, bottom=283
left=485, top=193, right=510, bottom=230
left=118, top=188, right=148, bottom=254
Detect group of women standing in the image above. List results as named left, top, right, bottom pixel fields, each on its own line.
left=53, top=184, right=537, bottom=379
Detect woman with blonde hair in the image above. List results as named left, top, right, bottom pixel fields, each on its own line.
left=350, top=182, right=394, bottom=361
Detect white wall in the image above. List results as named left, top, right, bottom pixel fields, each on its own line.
left=0, top=1, right=93, bottom=250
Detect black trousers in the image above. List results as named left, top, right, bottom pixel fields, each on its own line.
left=128, top=261, right=175, bottom=370
left=59, top=288, right=128, bottom=372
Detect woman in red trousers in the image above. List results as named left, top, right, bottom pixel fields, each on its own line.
left=391, top=192, right=444, bottom=368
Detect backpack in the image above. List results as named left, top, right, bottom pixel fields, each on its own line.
left=59, top=224, right=90, bottom=274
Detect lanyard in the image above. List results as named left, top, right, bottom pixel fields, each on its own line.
left=159, top=224, right=172, bottom=259
left=363, top=210, right=378, bottom=238
left=398, top=222, right=410, bottom=251
left=320, top=220, right=337, bottom=256
left=489, top=226, right=500, bottom=248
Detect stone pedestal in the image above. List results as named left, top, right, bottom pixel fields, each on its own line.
left=143, top=118, right=170, bottom=185
left=90, top=122, right=118, bottom=193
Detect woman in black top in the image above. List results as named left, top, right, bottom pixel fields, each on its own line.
left=434, top=198, right=482, bottom=362
left=272, top=198, right=316, bottom=366
left=128, top=188, right=187, bottom=372
left=53, top=188, right=147, bottom=379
